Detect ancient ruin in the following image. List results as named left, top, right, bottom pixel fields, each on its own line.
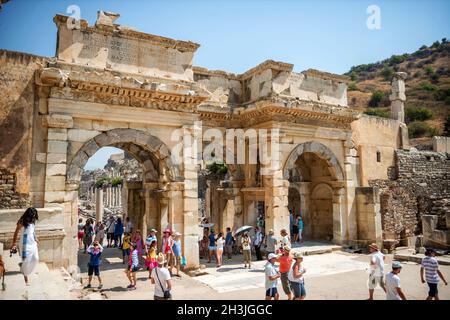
left=1, top=11, right=449, bottom=271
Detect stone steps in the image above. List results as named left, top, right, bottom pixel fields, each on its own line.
left=393, top=250, right=450, bottom=266
left=0, top=250, right=72, bottom=300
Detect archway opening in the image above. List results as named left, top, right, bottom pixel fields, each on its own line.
left=284, top=142, right=344, bottom=243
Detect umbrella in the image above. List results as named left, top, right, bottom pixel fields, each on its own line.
left=233, top=225, right=253, bottom=237
left=199, top=223, right=215, bottom=228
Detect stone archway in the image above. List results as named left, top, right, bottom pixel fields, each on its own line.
left=62, top=129, right=193, bottom=267
left=283, top=141, right=345, bottom=243
left=66, top=129, right=181, bottom=184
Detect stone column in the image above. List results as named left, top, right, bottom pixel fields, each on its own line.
left=182, top=123, right=200, bottom=269
left=389, top=72, right=407, bottom=123
left=332, top=187, right=345, bottom=244
left=96, top=188, right=104, bottom=222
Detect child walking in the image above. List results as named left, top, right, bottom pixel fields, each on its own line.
left=125, top=242, right=139, bottom=290
left=86, top=241, right=103, bottom=289
left=122, top=232, right=131, bottom=264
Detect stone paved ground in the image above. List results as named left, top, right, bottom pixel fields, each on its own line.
left=73, top=245, right=450, bottom=300
left=2, top=245, right=450, bottom=300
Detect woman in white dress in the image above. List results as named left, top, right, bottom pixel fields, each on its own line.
left=11, top=207, right=40, bottom=285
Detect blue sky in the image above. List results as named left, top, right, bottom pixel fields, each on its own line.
left=1, top=0, right=448, bottom=168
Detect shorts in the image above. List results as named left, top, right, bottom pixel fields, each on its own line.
left=427, top=282, right=438, bottom=297
left=173, top=255, right=182, bottom=266
left=107, top=233, right=114, bottom=240
left=122, top=248, right=130, bottom=256
left=208, top=246, right=216, bottom=251
left=127, top=265, right=139, bottom=272
left=265, top=287, right=278, bottom=298
left=77, top=231, right=84, bottom=239
left=290, top=281, right=306, bottom=298
left=88, top=265, right=100, bottom=276
left=368, top=275, right=384, bottom=290
left=280, top=272, right=292, bottom=295
left=292, top=225, right=299, bottom=234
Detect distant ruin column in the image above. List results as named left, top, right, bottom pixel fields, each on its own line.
left=96, top=188, right=104, bottom=222
left=389, top=72, right=407, bottom=123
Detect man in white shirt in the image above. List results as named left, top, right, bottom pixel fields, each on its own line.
left=253, top=227, right=264, bottom=261
left=385, top=261, right=406, bottom=300
left=367, top=243, right=386, bottom=299
left=265, top=253, right=280, bottom=300
left=124, top=216, right=133, bottom=234
left=151, top=253, right=172, bottom=300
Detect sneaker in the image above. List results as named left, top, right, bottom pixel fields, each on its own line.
left=126, top=284, right=133, bottom=289
left=98, top=284, right=103, bottom=289
left=84, top=284, right=92, bottom=289
left=129, top=285, right=136, bottom=290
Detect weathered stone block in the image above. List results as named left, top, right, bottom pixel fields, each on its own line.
left=47, top=128, right=68, bottom=141
left=68, top=129, right=100, bottom=142
left=45, top=176, right=66, bottom=191
left=47, top=153, right=67, bottom=164
left=46, top=163, right=67, bottom=176
left=47, top=141, right=68, bottom=154
left=44, top=191, right=65, bottom=203
left=43, top=114, right=73, bottom=129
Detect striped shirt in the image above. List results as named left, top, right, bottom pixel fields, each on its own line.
left=421, top=256, right=439, bottom=284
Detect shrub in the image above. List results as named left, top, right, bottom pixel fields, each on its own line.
left=425, top=66, right=434, bottom=76
left=380, top=66, right=394, bottom=81
left=419, top=45, right=428, bottom=50
left=348, top=82, right=357, bottom=91
left=349, top=71, right=357, bottom=81
left=405, top=106, right=433, bottom=122
left=111, top=177, right=123, bottom=187
left=408, top=121, right=431, bottom=138
left=95, top=178, right=109, bottom=188
left=419, top=81, right=438, bottom=91
left=364, top=108, right=390, bottom=118
left=431, top=41, right=440, bottom=48
left=206, top=162, right=228, bottom=176
left=368, top=90, right=385, bottom=108
left=444, top=116, right=450, bottom=136
left=430, top=73, right=440, bottom=83
left=434, top=88, right=450, bottom=100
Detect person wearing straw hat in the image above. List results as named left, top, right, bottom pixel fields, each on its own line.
left=367, top=243, right=386, bottom=300
left=385, top=261, right=406, bottom=300
left=162, top=228, right=174, bottom=270
left=265, top=253, right=281, bottom=300
left=288, top=252, right=306, bottom=300
left=150, top=253, right=172, bottom=300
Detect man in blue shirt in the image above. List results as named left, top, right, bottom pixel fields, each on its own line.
left=225, top=227, right=234, bottom=261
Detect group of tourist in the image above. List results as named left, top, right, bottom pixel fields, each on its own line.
left=366, top=243, right=448, bottom=300
left=83, top=218, right=183, bottom=299
left=6, top=207, right=449, bottom=301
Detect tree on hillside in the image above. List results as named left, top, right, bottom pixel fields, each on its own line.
left=380, top=66, right=394, bottom=81
left=444, top=116, right=450, bottom=137
left=368, top=90, right=388, bottom=108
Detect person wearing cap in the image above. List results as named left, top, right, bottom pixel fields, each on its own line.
left=264, top=229, right=278, bottom=255
left=288, top=252, right=306, bottom=300
left=276, top=245, right=293, bottom=300
left=265, top=253, right=281, bottom=300
left=172, top=232, right=183, bottom=277
left=367, top=243, right=386, bottom=300
left=162, top=229, right=174, bottom=270
left=145, top=228, right=158, bottom=250
left=86, top=240, right=103, bottom=289
left=385, top=261, right=406, bottom=300
left=421, top=248, right=448, bottom=300
left=150, top=253, right=172, bottom=300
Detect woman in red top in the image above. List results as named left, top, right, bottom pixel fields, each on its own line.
left=162, top=229, right=173, bottom=269
left=276, top=246, right=293, bottom=300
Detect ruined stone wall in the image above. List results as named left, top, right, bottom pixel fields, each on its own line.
left=370, top=149, right=450, bottom=243
left=0, top=50, right=47, bottom=202
left=0, top=168, right=30, bottom=209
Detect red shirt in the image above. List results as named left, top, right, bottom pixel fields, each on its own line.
left=278, top=255, right=293, bottom=273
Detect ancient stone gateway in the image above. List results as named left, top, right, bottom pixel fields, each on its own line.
left=1, top=11, right=449, bottom=272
